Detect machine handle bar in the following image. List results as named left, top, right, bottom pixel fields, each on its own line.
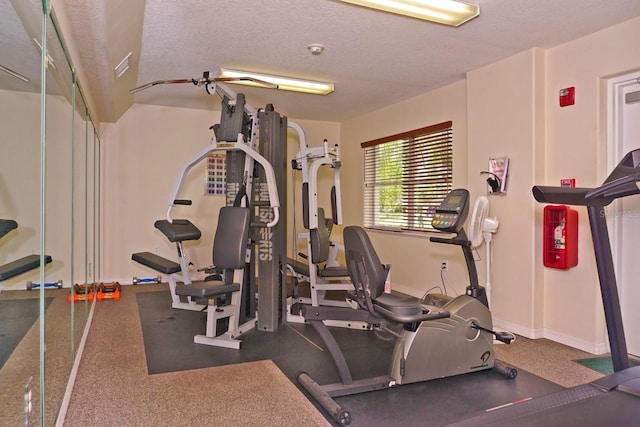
left=173, top=199, right=192, bottom=205
left=585, top=172, right=640, bottom=201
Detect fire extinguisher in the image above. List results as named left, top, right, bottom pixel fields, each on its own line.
left=554, top=218, right=566, bottom=254
left=543, top=205, right=577, bottom=269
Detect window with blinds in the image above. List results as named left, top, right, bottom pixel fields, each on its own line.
left=362, top=121, right=453, bottom=232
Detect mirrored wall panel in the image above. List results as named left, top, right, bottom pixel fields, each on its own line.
left=0, top=0, right=101, bottom=424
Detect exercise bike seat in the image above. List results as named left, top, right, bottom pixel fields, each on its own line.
left=154, top=219, right=201, bottom=242
left=374, top=293, right=426, bottom=316
left=344, top=226, right=450, bottom=325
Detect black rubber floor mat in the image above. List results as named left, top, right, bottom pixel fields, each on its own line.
left=0, top=297, right=53, bottom=369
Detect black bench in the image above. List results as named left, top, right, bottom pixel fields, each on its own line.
left=131, top=252, right=181, bottom=275
left=0, top=254, right=52, bottom=281
left=0, top=219, right=18, bottom=240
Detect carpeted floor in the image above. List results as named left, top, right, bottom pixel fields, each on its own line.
left=64, top=284, right=329, bottom=427
left=62, top=284, right=617, bottom=426
left=3, top=283, right=624, bottom=426
left=134, top=289, right=569, bottom=426
left=0, top=289, right=87, bottom=427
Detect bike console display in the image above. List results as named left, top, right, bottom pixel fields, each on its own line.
left=431, top=189, right=470, bottom=234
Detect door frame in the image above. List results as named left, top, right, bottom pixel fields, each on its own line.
left=607, top=70, right=640, bottom=355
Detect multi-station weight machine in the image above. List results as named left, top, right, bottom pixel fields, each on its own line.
left=131, top=72, right=289, bottom=347
left=130, top=70, right=357, bottom=346
left=285, top=132, right=367, bottom=328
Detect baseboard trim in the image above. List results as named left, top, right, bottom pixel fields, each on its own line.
left=493, top=318, right=608, bottom=355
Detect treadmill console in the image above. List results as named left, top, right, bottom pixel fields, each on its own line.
left=432, top=189, right=470, bottom=233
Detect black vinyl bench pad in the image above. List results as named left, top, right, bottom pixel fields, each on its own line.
left=0, top=254, right=52, bottom=281
left=154, top=219, right=201, bottom=243
left=174, top=282, right=240, bottom=298
left=287, top=258, right=348, bottom=278
left=0, top=219, right=18, bottom=240
left=132, top=252, right=181, bottom=275
left=319, top=266, right=349, bottom=278
left=287, top=258, right=310, bottom=277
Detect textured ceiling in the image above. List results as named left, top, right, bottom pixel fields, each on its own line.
left=5, top=0, right=640, bottom=123
left=0, top=0, right=41, bottom=94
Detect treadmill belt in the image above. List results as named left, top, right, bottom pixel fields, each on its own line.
left=447, top=384, right=640, bottom=427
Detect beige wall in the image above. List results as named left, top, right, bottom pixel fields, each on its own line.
left=102, top=102, right=340, bottom=283
left=0, top=90, right=41, bottom=289
left=341, top=81, right=470, bottom=298
left=339, top=16, right=640, bottom=353
left=0, top=91, right=88, bottom=290
left=466, top=48, right=546, bottom=338
left=542, top=16, right=640, bottom=351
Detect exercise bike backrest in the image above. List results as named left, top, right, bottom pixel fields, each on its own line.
left=344, top=226, right=390, bottom=304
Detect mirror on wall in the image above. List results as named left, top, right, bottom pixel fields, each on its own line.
left=0, top=0, right=49, bottom=425
left=43, top=6, right=79, bottom=421
left=72, top=84, right=98, bottom=352
left=0, top=0, right=101, bottom=424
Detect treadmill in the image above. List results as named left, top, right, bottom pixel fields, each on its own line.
left=448, top=148, right=640, bottom=427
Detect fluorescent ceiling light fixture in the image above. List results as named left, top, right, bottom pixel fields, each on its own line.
left=337, top=0, right=479, bottom=27
left=115, top=52, right=132, bottom=79
left=0, top=64, right=30, bottom=83
left=219, top=68, right=334, bottom=95
left=32, top=38, right=56, bottom=70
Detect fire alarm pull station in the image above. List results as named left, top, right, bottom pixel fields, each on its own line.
left=559, top=87, right=575, bottom=107
left=560, top=178, right=576, bottom=187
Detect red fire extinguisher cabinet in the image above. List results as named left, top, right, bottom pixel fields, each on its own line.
left=543, top=205, right=578, bottom=269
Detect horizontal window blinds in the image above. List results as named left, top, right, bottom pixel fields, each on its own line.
left=362, top=121, right=452, bottom=232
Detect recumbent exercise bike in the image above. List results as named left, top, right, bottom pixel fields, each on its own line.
left=298, top=188, right=516, bottom=425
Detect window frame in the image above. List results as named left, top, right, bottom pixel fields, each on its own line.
left=361, top=121, right=453, bottom=233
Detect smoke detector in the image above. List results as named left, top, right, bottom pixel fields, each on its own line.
left=307, top=44, right=325, bottom=55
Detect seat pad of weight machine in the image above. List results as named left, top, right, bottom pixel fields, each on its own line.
left=287, top=258, right=348, bottom=278
left=318, top=266, right=349, bottom=278
left=154, top=219, right=201, bottom=243
left=0, top=219, right=17, bottom=239
left=174, top=281, right=240, bottom=298
left=287, top=258, right=310, bottom=277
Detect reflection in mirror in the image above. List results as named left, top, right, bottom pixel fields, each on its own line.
left=73, top=85, right=91, bottom=353
left=42, top=7, right=87, bottom=424
left=0, top=0, right=101, bottom=424
left=0, top=0, right=46, bottom=425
